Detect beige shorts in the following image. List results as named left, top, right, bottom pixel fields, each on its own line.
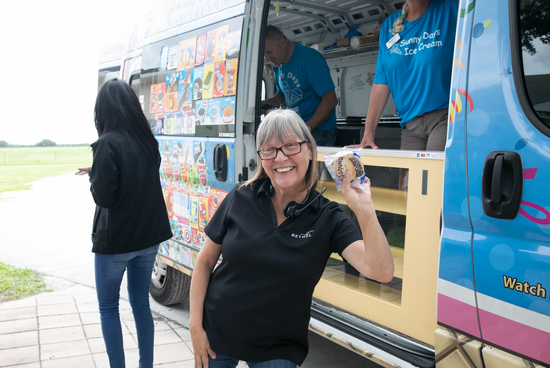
left=400, top=109, right=448, bottom=151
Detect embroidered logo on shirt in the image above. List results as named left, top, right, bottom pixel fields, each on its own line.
left=291, top=230, right=314, bottom=239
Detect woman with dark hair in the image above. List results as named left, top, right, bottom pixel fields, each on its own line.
left=78, top=78, right=172, bottom=367
left=189, top=109, right=394, bottom=368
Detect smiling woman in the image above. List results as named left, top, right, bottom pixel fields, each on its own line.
left=188, top=109, right=393, bottom=368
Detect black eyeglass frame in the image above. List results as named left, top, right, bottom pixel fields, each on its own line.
left=257, top=140, right=310, bottom=160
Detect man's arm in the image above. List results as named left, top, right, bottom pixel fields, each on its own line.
left=306, top=89, right=338, bottom=130
left=261, top=93, right=285, bottom=113
left=348, top=84, right=390, bottom=149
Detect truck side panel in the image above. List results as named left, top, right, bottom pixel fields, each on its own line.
left=439, top=0, right=550, bottom=366
left=467, top=1, right=550, bottom=364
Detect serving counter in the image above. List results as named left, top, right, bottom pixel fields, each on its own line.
left=314, top=148, right=444, bottom=347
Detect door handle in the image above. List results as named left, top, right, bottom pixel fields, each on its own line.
left=213, top=143, right=228, bottom=182
left=481, top=151, right=523, bottom=219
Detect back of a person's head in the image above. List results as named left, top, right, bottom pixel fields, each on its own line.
left=94, top=78, right=142, bottom=137
left=93, top=79, right=160, bottom=162
left=265, top=25, right=285, bottom=43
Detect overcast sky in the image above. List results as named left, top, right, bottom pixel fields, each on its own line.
left=0, top=0, right=149, bottom=145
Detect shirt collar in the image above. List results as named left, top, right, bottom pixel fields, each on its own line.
left=257, top=178, right=323, bottom=212
left=257, top=178, right=272, bottom=198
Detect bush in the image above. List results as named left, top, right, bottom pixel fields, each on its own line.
left=35, top=139, right=56, bottom=147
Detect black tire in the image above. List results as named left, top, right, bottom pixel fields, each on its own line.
left=149, top=259, right=191, bottom=305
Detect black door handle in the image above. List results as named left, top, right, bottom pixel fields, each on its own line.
left=213, top=143, right=228, bottom=182
left=481, top=151, right=523, bottom=219
left=491, top=154, right=503, bottom=204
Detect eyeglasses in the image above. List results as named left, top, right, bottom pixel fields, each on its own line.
left=257, top=140, right=309, bottom=160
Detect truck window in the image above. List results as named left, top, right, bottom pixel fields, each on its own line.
left=98, top=67, right=120, bottom=91
left=519, top=0, right=550, bottom=129
left=140, top=16, right=243, bottom=138
left=130, top=74, right=140, bottom=96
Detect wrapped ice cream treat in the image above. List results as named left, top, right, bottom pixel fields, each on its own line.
left=325, top=149, right=367, bottom=192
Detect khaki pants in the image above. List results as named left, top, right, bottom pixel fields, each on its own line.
left=400, top=109, right=448, bottom=151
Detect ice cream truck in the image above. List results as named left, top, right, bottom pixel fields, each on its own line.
left=111, top=0, right=550, bottom=366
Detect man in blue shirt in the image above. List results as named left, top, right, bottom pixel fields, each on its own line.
left=261, top=26, right=338, bottom=146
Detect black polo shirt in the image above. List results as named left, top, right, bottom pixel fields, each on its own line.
left=203, top=178, right=362, bottom=365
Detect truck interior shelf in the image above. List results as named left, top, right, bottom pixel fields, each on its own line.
left=323, top=42, right=379, bottom=59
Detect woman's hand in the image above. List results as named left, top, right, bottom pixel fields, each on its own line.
left=190, top=324, right=216, bottom=368
left=75, top=167, right=91, bottom=176
left=341, top=171, right=375, bottom=218
left=189, top=237, right=222, bottom=367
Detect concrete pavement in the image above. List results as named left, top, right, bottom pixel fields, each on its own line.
left=0, top=278, right=196, bottom=368
left=0, top=174, right=199, bottom=367
left=0, top=173, right=189, bottom=326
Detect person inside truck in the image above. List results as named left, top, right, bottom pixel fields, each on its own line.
left=261, top=25, right=339, bottom=147
left=189, top=109, right=394, bottom=368
left=78, top=78, right=172, bottom=368
left=350, top=0, right=458, bottom=151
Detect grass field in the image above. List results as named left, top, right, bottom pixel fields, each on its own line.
left=0, top=146, right=92, bottom=194
left=0, top=262, right=50, bottom=302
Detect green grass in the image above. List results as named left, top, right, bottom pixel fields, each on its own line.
left=0, top=146, right=92, bottom=166
left=0, top=262, right=51, bottom=302
left=0, top=146, right=92, bottom=194
left=326, top=257, right=344, bottom=266
left=387, top=227, right=406, bottom=249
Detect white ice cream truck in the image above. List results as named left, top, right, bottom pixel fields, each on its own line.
left=108, top=0, right=550, bottom=366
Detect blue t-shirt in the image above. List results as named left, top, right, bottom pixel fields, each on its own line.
left=273, top=43, right=337, bottom=130
left=374, top=0, right=458, bottom=127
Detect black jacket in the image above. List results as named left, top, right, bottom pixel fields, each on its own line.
left=89, top=130, right=172, bottom=254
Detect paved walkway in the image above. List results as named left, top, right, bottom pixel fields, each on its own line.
left=0, top=279, right=196, bottom=368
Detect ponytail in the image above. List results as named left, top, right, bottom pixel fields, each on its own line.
left=390, top=3, right=409, bottom=35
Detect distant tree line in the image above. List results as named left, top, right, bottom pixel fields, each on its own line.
left=36, top=139, right=56, bottom=147
left=0, top=139, right=90, bottom=148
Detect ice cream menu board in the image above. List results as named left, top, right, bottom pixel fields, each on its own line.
left=152, top=23, right=240, bottom=136
left=157, top=136, right=235, bottom=267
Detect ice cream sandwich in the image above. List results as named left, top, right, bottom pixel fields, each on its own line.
left=334, top=154, right=365, bottom=181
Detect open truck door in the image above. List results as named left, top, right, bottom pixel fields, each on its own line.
left=437, top=0, right=550, bottom=366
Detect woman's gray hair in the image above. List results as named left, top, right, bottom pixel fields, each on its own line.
left=242, top=108, right=318, bottom=191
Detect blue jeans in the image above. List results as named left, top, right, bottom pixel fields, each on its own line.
left=95, top=244, right=159, bottom=368
left=311, top=127, right=337, bottom=146
left=208, top=354, right=296, bottom=368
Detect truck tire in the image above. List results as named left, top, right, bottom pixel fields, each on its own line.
left=150, top=258, right=190, bottom=305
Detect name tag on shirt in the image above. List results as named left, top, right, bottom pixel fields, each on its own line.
left=386, top=34, right=401, bottom=49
